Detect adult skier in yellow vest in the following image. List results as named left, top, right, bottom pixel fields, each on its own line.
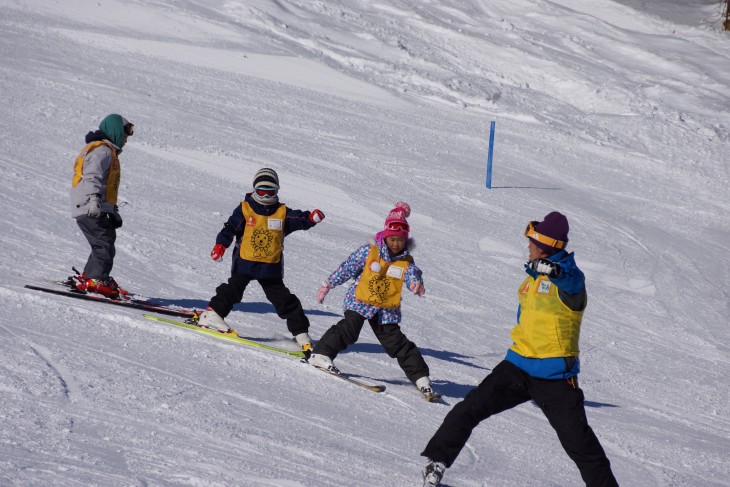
left=197, top=168, right=325, bottom=355
left=421, top=212, right=618, bottom=487
left=310, top=202, right=436, bottom=400
left=69, top=114, right=134, bottom=299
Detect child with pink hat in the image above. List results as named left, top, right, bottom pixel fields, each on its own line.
left=310, top=201, right=437, bottom=401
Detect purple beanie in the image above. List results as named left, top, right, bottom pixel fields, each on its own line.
left=529, top=211, right=569, bottom=254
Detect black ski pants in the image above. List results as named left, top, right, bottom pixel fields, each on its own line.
left=313, top=310, right=429, bottom=384
left=422, top=360, right=618, bottom=487
left=76, top=214, right=116, bottom=280
left=208, top=274, right=310, bottom=336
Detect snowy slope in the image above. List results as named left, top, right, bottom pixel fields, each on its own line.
left=0, top=0, right=728, bottom=485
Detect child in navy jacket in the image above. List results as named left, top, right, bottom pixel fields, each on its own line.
left=198, top=168, right=324, bottom=355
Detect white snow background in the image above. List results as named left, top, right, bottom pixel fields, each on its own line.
left=1, top=0, right=729, bottom=485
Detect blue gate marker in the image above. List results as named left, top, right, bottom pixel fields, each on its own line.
left=486, top=120, right=495, bottom=189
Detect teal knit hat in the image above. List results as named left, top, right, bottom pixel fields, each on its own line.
left=99, top=113, right=131, bottom=149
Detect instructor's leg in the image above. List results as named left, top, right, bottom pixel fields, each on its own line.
left=532, top=377, right=619, bottom=487
left=421, top=361, right=530, bottom=467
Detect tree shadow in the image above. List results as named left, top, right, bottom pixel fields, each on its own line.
left=143, top=298, right=340, bottom=318
left=377, top=376, right=477, bottom=401
left=488, top=186, right=561, bottom=190
left=343, top=343, right=489, bottom=371
left=142, top=297, right=209, bottom=311
left=584, top=400, right=619, bottom=408
left=231, top=301, right=340, bottom=318
left=420, top=346, right=492, bottom=371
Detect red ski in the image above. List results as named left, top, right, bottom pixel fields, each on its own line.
left=24, top=284, right=197, bottom=318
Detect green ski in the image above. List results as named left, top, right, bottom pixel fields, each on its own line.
left=142, top=314, right=305, bottom=358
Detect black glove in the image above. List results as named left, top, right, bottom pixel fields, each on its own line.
left=104, top=212, right=123, bottom=229
left=529, top=258, right=560, bottom=278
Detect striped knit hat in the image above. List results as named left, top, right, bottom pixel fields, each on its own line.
left=253, top=168, right=279, bottom=190
left=251, top=168, right=280, bottom=206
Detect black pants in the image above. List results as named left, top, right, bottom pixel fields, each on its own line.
left=208, top=274, right=309, bottom=336
left=76, top=215, right=116, bottom=280
left=422, top=360, right=618, bottom=487
left=313, top=310, right=429, bottom=384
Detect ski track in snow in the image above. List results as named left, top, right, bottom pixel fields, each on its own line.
left=1, top=0, right=729, bottom=486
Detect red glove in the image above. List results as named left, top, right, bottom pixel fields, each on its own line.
left=309, top=209, right=325, bottom=224
left=210, top=244, right=226, bottom=261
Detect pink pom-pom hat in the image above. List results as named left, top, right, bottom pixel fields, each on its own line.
left=380, top=201, right=411, bottom=239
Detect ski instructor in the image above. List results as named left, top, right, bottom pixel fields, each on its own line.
left=421, top=211, right=619, bottom=487
left=69, top=113, right=134, bottom=299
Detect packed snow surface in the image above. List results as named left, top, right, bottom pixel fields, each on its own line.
left=1, top=0, right=728, bottom=485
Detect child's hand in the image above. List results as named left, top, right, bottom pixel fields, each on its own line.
left=317, top=281, right=332, bottom=304
left=409, top=282, right=426, bottom=296
left=210, top=243, right=226, bottom=261
left=309, top=209, right=325, bottom=224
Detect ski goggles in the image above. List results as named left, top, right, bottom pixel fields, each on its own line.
left=124, top=123, right=135, bottom=136
left=524, top=221, right=565, bottom=249
left=255, top=187, right=279, bottom=199
left=386, top=221, right=410, bottom=232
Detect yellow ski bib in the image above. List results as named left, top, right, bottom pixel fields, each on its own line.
left=354, top=246, right=412, bottom=309
left=239, top=202, right=286, bottom=263
left=72, top=141, right=121, bottom=204
left=509, top=275, right=584, bottom=358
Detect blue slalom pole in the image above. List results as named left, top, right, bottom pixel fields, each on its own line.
left=486, top=120, right=495, bottom=189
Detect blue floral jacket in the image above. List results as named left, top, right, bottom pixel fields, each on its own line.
left=325, top=239, right=423, bottom=324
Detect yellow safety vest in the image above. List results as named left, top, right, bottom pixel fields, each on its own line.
left=354, top=246, right=412, bottom=309
left=72, top=141, right=121, bottom=204
left=239, top=202, right=286, bottom=263
left=509, top=275, right=584, bottom=358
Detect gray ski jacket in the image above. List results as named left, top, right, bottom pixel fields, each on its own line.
left=70, top=140, right=121, bottom=219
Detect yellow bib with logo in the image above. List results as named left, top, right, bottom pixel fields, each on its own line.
left=239, top=202, right=286, bottom=263
left=509, top=275, right=584, bottom=358
left=72, top=141, right=121, bottom=205
left=354, top=246, right=412, bottom=309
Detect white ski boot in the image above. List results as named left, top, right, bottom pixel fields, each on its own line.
left=416, top=376, right=441, bottom=402
left=294, top=332, right=313, bottom=356
left=197, top=307, right=231, bottom=333
left=309, top=353, right=339, bottom=374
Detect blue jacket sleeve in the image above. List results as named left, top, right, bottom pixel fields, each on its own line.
left=326, top=244, right=369, bottom=287
left=550, top=252, right=585, bottom=295
left=215, top=205, right=245, bottom=247
left=403, top=261, right=424, bottom=289
left=284, top=208, right=316, bottom=236
left=524, top=251, right=585, bottom=295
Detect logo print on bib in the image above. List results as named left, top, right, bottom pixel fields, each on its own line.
left=246, top=215, right=256, bottom=227
left=250, top=228, right=274, bottom=257
left=367, top=275, right=390, bottom=304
